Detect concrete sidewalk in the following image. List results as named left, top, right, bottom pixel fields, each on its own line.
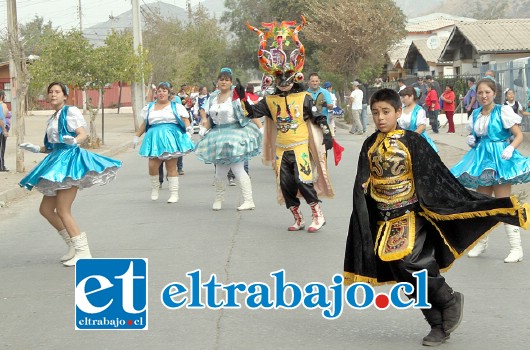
left=0, top=108, right=137, bottom=205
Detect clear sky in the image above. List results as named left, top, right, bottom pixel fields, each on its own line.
left=0, top=0, right=201, bottom=32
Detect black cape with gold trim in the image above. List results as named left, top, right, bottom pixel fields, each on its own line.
left=344, top=130, right=529, bottom=285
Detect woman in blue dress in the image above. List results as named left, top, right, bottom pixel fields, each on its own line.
left=398, top=86, right=438, bottom=152
left=451, top=78, right=530, bottom=263
left=133, top=82, right=195, bottom=203
left=19, top=82, right=122, bottom=267
left=196, top=68, right=262, bottom=211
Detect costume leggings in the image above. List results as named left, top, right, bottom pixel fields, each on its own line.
left=215, top=162, right=249, bottom=182
left=280, top=150, right=319, bottom=209
left=386, top=214, right=454, bottom=307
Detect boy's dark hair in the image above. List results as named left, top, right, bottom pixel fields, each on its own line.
left=308, top=72, right=320, bottom=80
left=370, top=88, right=401, bottom=110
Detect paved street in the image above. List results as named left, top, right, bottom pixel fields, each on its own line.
left=1, top=125, right=529, bottom=349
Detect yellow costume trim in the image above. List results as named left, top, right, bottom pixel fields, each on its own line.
left=343, top=272, right=396, bottom=286
left=420, top=197, right=529, bottom=229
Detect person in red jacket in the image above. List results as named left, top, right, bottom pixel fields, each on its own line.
left=441, top=85, right=456, bottom=133
left=425, top=82, right=440, bottom=133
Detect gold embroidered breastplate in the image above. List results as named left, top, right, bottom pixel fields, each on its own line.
left=368, top=130, right=415, bottom=205
left=265, top=92, right=309, bottom=148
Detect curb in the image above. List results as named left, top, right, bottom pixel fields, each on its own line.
left=0, top=142, right=133, bottom=205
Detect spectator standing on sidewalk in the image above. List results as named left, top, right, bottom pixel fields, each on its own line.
left=485, top=70, right=503, bottom=104
left=411, top=76, right=427, bottom=107
left=0, top=90, right=9, bottom=171
left=397, top=78, right=406, bottom=92
left=348, top=81, right=364, bottom=135
left=323, top=82, right=337, bottom=136
left=425, top=75, right=441, bottom=97
left=451, top=78, right=530, bottom=263
left=358, top=80, right=368, bottom=133
left=441, top=85, right=456, bottom=133
left=463, top=77, right=478, bottom=118
left=18, top=81, right=122, bottom=266
left=425, top=82, right=440, bottom=133
left=307, top=73, right=333, bottom=124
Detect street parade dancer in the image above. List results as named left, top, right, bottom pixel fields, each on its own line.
left=134, top=82, right=195, bottom=203
left=19, top=82, right=122, bottom=266
left=343, top=88, right=529, bottom=346
left=195, top=68, right=262, bottom=211
left=451, top=78, right=530, bottom=263
left=246, top=16, right=334, bottom=232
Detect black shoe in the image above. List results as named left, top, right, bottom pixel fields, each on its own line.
left=178, top=169, right=184, bottom=175
left=422, top=326, right=449, bottom=346
left=442, top=292, right=464, bottom=334
left=0, top=168, right=9, bottom=172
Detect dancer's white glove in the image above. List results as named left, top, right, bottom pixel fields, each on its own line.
left=19, top=143, right=40, bottom=153
left=198, top=125, right=209, bottom=137
left=501, top=145, right=515, bottom=160
left=62, top=135, right=77, bottom=145
left=133, top=136, right=139, bottom=149
left=259, top=127, right=264, bottom=135
left=465, top=135, right=476, bottom=148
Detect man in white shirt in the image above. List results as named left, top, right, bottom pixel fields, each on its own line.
left=349, top=81, right=364, bottom=135
left=398, top=78, right=406, bottom=92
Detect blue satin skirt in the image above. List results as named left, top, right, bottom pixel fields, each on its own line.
left=19, top=144, right=122, bottom=196
left=450, top=138, right=530, bottom=188
left=138, top=123, right=195, bottom=160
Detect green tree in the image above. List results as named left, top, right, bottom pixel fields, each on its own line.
left=29, top=29, right=150, bottom=145
left=143, top=5, right=228, bottom=89
left=0, top=16, right=58, bottom=62
left=304, top=0, right=407, bottom=88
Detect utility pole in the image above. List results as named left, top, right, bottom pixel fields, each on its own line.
left=131, top=0, right=145, bottom=130
left=7, top=0, right=29, bottom=172
left=79, top=0, right=88, bottom=114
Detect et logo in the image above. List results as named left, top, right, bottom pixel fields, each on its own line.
left=75, top=259, right=148, bottom=330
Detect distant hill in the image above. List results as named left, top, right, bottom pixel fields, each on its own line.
left=85, top=0, right=530, bottom=46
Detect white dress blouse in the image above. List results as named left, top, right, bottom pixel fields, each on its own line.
left=46, top=106, right=86, bottom=143
left=466, top=105, right=521, bottom=136
left=141, top=103, right=189, bottom=125
left=398, top=106, right=427, bottom=130
left=204, top=96, right=236, bottom=125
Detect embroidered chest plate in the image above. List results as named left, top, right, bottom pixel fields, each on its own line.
left=368, top=131, right=415, bottom=205
left=266, top=92, right=309, bottom=146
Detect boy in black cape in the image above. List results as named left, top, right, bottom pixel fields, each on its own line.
left=343, top=88, right=529, bottom=346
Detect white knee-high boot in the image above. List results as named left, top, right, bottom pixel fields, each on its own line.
left=167, top=176, right=179, bottom=203
left=237, top=177, right=255, bottom=211
left=467, top=237, right=488, bottom=257
left=213, top=179, right=225, bottom=211
left=150, top=175, right=160, bottom=200
left=63, top=232, right=92, bottom=267
left=308, top=202, right=326, bottom=232
left=504, top=224, right=523, bottom=263
left=57, top=229, right=75, bottom=262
